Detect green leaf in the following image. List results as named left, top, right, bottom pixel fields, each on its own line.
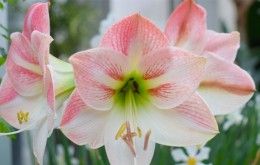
left=0, top=118, right=16, bottom=139
left=0, top=24, right=9, bottom=33
left=0, top=47, right=7, bottom=66
left=0, top=2, right=4, bottom=10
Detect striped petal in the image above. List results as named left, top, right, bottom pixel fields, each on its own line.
left=23, top=2, right=50, bottom=39
left=198, top=54, right=255, bottom=115
left=142, top=47, right=206, bottom=109
left=165, top=0, right=206, bottom=53
left=69, top=48, right=128, bottom=111
left=138, top=93, right=218, bottom=146
left=7, top=32, right=43, bottom=96
left=204, top=30, right=240, bottom=62
left=0, top=76, right=45, bottom=129
left=100, top=13, right=168, bottom=56
left=60, top=90, right=108, bottom=147
left=31, top=30, right=53, bottom=71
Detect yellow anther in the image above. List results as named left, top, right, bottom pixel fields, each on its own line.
left=115, top=122, right=127, bottom=140
left=17, top=111, right=29, bottom=124
left=137, top=127, right=142, bottom=138
left=187, top=157, right=197, bottom=165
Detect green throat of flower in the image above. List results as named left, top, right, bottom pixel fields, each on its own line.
left=114, top=72, right=150, bottom=110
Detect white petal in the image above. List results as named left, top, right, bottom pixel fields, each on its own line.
left=138, top=93, right=218, bottom=147
left=197, top=147, right=210, bottom=161
left=104, top=112, right=155, bottom=165
left=186, top=146, right=198, bottom=156
left=32, top=118, right=49, bottom=165
left=171, top=148, right=188, bottom=161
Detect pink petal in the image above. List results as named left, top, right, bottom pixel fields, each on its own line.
left=0, top=75, right=17, bottom=105
left=60, top=90, right=108, bottom=147
left=139, top=93, right=218, bottom=146
left=143, top=47, right=206, bottom=109
left=100, top=13, right=168, bottom=56
left=23, top=2, right=50, bottom=39
left=9, top=32, right=39, bottom=65
left=7, top=57, right=43, bottom=96
left=165, top=0, right=206, bottom=53
left=44, top=67, right=55, bottom=111
left=0, top=76, right=45, bottom=129
left=69, top=48, right=128, bottom=111
left=30, top=30, right=53, bottom=71
left=204, top=30, right=240, bottom=62
left=198, top=54, right=255, bottom=115
left=104, top=112, right=155, bottom=165
left=7, top=32, right=43, bottom=96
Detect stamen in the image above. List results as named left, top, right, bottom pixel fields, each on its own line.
left=144, top=130, right=151, bottom=150
left=122, top=137, right=136, bottom=157
left=115, top=122, right=127, bottom=140
left=125, top=121, right=133, bottom=144
left=137, top=127, right=142, bottom=138
left=122, top=132, right=137, bottom=139
left=17, top=111, right=29, bottom=124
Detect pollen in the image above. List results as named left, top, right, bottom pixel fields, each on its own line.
left=137, top=127, right=142, bottom=138
left=187, top=157, right=197, bottom=165
left=17, top=111, right=29, bottom=124
left=115, top=122, right=127, bottom=140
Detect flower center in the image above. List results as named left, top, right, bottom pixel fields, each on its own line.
left=114, top=72, right=150, bottom=109
left=17, top=111, right=29, bottom=124
left=187, top=157, right=197, bottom=165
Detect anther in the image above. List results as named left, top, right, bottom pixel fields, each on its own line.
left=17, top=111, right=29, bottom=124
left=115, top=122, right=127, bottom=140
left=144, top=130, right=151, bottom=150
left=137, top=127, right=142, bottom=138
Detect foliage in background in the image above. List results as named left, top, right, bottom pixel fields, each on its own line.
left=49, top=0, right=108, bottom=58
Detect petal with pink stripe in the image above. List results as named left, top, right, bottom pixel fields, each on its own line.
left=23, top=2, right=50, bottom=39
left=165, top=0, right=206, bottom=53
left=142, top=47, right=206, bottom=109
left=138, top=93, right=218, bottom=146
left=69, top=48, right=128, bottom=111
left=100, top=13, right=168, bottom=56
left=198, top=54, right=255, bottom=115
left=204, top=30, right=240, bottom=62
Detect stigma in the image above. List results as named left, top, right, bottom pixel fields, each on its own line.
left=115, top=121, right=152, bottom=156
left=17, top=111, right=29, bottom=124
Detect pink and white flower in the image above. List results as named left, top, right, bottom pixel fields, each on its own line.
left=165, top=0, right=255, bottom=115
left=60, top=14, right=219, bottom=165
left=0, top=3, right=74, bottom=164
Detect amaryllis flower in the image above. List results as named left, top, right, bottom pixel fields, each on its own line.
left=165, top=0, right=255, bottom=115
left=0, top=3, right=74, bottom=164
left=60, top=14, right=219, bottom=165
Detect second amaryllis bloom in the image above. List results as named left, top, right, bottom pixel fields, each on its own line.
left=0, top=3, right=74, bottom=164
left=60, top=14, right=218, bottom=165
left=165, top=0, right=255, bottom=115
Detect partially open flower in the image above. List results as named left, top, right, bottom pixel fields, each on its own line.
left=165, top=0, right=255, bottom=115
left=0, top=3, right=74, bottom=164
left=60, top=14, right=218, bottom=165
